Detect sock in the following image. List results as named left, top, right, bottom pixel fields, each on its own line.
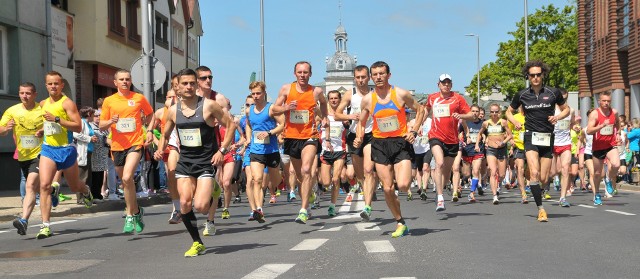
left=471, top=178, right=479, bottom=192
left=172, top=200, right=180, bottom=211
left=182, top=210, right=202, bottom=244
left=257, top=207, right=262, bottom=212
left=437, top=194, right=444, bottom=201
left=43, top=222, right=50, bottom=227
left=52, top=182, right=60, bottom=187
left=396, top=218, right=405, bottom=225
left=530, top=182, right=543, bottom=207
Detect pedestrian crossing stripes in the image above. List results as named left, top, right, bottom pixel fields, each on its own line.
left=290, top=238, right=328, bottom=251
left=578, top=204, right=596, bottom=209
left=318, top=225, right=343, bottom=232
left=605, top=210, right=636, bottom=216
left=364, top=240, right=395, bottom=253
left=242, top=264, right=295, bottom=279
left=354, top=222, right=381, bottom=231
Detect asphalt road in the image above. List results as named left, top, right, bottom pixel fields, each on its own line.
left=0, top=187, right=638, bottom=279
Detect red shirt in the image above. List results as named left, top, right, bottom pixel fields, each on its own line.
left=425, top=92, right=470, bottom=144
left=592, top=108, right=617, bottom=151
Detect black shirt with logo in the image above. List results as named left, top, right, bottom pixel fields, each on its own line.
left=509, top=86, right=565, bottom=133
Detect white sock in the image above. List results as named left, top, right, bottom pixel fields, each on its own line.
left=437, top=194, right=444, bottom=201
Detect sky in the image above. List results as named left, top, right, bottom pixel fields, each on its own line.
left=199, top=0, right=573, bottom=114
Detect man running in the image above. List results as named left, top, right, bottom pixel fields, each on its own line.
left=100, top=69, right=155, bottom=233
left=154, top=68, right=235, bottom=257
left=461, top=105, right=485, bottom=202
left=358, top=61, right=423, bottom=237
left=506, top=60, right=569, bottom=222
left=274, top=61, right=328, bottom=224
left=319, top=90, right=348, bottom=217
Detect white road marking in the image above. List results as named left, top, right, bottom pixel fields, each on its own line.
left=28, top=219, right=77, bottom=228
left=364, top=240, right=396, bottom=253
left=380, top=277, right=417, bottom=279
left=318, top=225, right=343, bottom=232
left=0, top=230, right=8, bottom=234
left=290, top=238, right=328, bottom=251
left=578, top=205, right=596, bottom=209
left=333, top=213, right=359, bottom=220
left=354, top=200, right=365, bottom=212
left=338, top=202, right=352, bottom=213
left=605, top=210, right=636, bottom=216
left=354, top=222, right=381, bottom=231
left=242, top=264, right=295, bottom=279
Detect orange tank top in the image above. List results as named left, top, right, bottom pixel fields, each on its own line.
left=371, top=86, right=407, bottom=138
left=284, top=83, right=317, bottom=139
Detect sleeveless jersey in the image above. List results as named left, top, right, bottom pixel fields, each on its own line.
left=249, top=103, right=279, bottom=155
left=486, top=119, right=505, bottom=136
left=42, top=95, right=73, bottom=147
left=413, top=118, right=432, bottom=154
left=175, top=97, right=217, bottom=164
left=283, top=83, right=317, bottom=139
left=371, top=86, right=407, bottom=138
left=349, top=88, right=373, bottom=134
left=592, top=108, right=617, bottom=151
left=466, top=119, right=483, bottom=144
left=508, top=113, right=526, bottom=150
left=321, top=115, right=347, bottom=152
left=553, top=106, right=572, bottom=146
left=584, top=128, right=593, bottom=155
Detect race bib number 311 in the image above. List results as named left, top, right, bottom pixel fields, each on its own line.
left=600, top=125, right=614, bottom=136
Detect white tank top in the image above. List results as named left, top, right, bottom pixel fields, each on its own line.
left=321, top=115, right=346, bottom=152
left=349, top=88, right=373, bottom=134
left=413, top=117, right=432, bottom=154
left=553, top=106, right=571, bottom=146
left=584, top=128, right=593, bottom=155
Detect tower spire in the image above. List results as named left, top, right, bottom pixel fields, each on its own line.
left=338, top=0, right=342, bottom=25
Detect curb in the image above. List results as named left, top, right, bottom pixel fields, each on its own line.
left=619, top=183, right=640, bottom=192
left=0, top=195, right=171, bottom=223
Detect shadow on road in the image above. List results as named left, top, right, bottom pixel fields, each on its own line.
left=205, top=243, right=276, bottom=254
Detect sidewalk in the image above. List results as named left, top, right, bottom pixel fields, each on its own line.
left=0, top=188, right=171, bottom=223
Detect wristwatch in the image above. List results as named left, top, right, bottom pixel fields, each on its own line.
left=411, top=130, right=418, bottom=137
left=54, top=116, right=60, bottom=123
left=219, top=147, right=228, bottom=155
left=267, top=130, right=272, bottom=136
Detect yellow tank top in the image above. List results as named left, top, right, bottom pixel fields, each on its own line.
left=42, top=95, right=73, bottom=147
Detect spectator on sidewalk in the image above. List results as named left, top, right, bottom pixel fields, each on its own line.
left=91, top=109, right=109, bottom=199
left=74, top=106, right=97, bottom=203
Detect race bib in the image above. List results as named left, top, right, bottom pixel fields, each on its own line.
left=351, top=107, right=361, bottom=115
left=487, top=125, right=502, bottom=134
left=179, top=128, right=202, bottom=147
left=518, top=131, right=524, bottom=142
left=116, top=118, right=136, bottom=133
left=43, top=121, right=62, bottom=136
left=253, top=132, right=270, bottom=145
left=20, top=135, right=39, bottom=149
left=290, top=110, right=309, bottom=124
left=532, top=132, right=551, bottom=146
left=433, top=104, right=450, bottom=118
left=376, top=115, right=400, bottom=133
left=468, top=133, right=479, bottom=143
left=600, top=125, right=614, bottom=136
left=556, top=119, right=570, bottom=130
left=329, top=126, right=343, bottom=138
left=419, top=136, right=429, bottom=145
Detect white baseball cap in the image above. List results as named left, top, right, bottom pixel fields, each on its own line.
left=439, top=74, right=452, bottom=82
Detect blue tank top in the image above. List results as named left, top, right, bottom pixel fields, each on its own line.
left=249, top=103, right=278, bottom=154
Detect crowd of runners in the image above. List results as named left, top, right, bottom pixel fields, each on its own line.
left=2, top=60, right=635, bottom=257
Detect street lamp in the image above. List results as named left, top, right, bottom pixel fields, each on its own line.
left=524, top=0, right=529, bottom=87
left=465, top=33, right=480, bottom=105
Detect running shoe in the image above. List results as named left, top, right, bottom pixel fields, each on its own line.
left=36, top=225, right=52, bottom=239
left=477, top=186, right=485, bottom=196
left=406, top=192, right=413, bottom=201
left=492, top=196, right=500, bottom=205
left=275, top=189, right=281, bottom=197
left=59, top=193, right=71, bottom=201
left=391, top=224, right=409, bottom=238
left=525, top=186, right=531, bottom=194
left=521, top=194, right=529, bottom=204
left=184, top=242, right=205, bottom=257
left=467, top=193, right=476, bottom=203
left=288, top=191, right=297, bottom=202
left=312, top=200, right=320, bottom=209
left=203, top=221, right=216, bottom=236
left=594, top=194, right=603, bottom=206
left=420, top=191, right=428, bottom=201
left=559, top=197, right=571, bottom=207
left=328, top=205, right=336, bottom=217
left=82, top=186, right=94, bottom=208
left=221, top=208, right=231, bottom=219
left=606, top=180, right=615, bottom=196
left=613, top=189, right=618, bottom=195
left=537, top=208, right=548, bottom=222
left=360, top=205, right=372, bottom=221
left=254, top=209, right=266, bottom=223
left=13, top=218, right=27, bottom=236
left=248, top=211, right=255, bottom=221
left=295, top=210, right=309, bottom=224
left=134, top=207, right=145, bottom=233
left=452, top=192, right=459, bottom=202
left=580, top=187, right=587, bottom=193
left=269, top=196, right=277, bottom=204
left=51, top=183, right=60, bottom=208
left=436, top=200, right=446, bottom=212
left=234, top=195, right=241, bottom=203
left=543, top=191, right=552, bottom=200
left=168, top=210, right=182, bottom=224
left=345, top=193, right=353, bottom=202
left=123, top=216, right=135, bottom=234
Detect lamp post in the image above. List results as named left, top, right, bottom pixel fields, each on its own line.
left=524, top=0, right=529, bottom=88
left=465, top=33, right=480, bottom=105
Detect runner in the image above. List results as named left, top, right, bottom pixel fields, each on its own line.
left=99, top=69, right=154, bottom=233
left=422, top=74, right=474, bottom=212
left=273, top=61, right=328, bottom=224
left=245, top=81, right=284, bottom=222
left=507, top=107, right=529, bottom=204
left=357, top=61, right=423, bottom=237
left=586, top=91, right=620, bottom=205
left=476, top=104, right=512, bottom=204
left=0, top=82, right=44, bottom=236
left=506, top=60, right=569, bottom=222
left=461, top=105, right=485, bottom=202
left=38, top=71, right=94, bottom=238
left=334, top=65, right=377, bottom=221
left=319, top=90, right=348, bottom=217
left=549, top=88, right=575, bottom=207
left=154, top=68, right=235, bottom=257
left=409, top=113, right=432, bottom=201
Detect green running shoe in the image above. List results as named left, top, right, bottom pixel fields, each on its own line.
left=221, top=208, right=230, bottom=219
left=184, top=242, right=205, bottom=257
left=360, top=205, right=372, bottom=221
left=82, top=186, right=94, bottom=208
left=295, top=210, right=308, bottom=224
left=36, top=225, right=52, bottom=239
left=59, top=193, right=72, bottom=201
left=328, top=205, right=336, bottom=217
left=391, top=224, right=409, bottom=238
left=134, top=207, right=145, bottom=233
left=123, top=216, right=135, bottom=234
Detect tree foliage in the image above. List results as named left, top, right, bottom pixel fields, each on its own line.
left=468, top=4, right=577, bottom=101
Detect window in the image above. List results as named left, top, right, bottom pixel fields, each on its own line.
left=126, top=0, right=140, bottom=43
left=585, top=0, right=594, bottom=63
left=0, top=26, right=7, bottom=94
left=188, top=36, right=197, bottom=61
left=172, top=22, right=183, bottom=52
left=155, top=12, right=168, bottom=49
left=617, top=0, right=631, bottom=49
left=108, top=0, right=124, bottom=36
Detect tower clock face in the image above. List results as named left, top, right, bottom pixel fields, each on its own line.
left=336, top=58, right=344, bottom=70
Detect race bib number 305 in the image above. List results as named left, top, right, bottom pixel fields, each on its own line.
left=600, top=125, right=614, bottom=136
left=290, top=110, right=309, bottom=124
left=20, top=135, right=40, bottom=149
left=116, top=118, right=136, bottom=133
left=376, top=115, right=400, bottom=133
left=433, top=104, right=451, bottom=118
left=179, top=128, right=202, bottom=147
left=532, top=132, right=551, bottom=146
left=43, top=121, right=62, bottom=136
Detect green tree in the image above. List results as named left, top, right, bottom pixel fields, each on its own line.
left=468, top=4, right=577, bottom=101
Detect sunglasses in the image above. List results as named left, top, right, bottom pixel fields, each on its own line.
left=245, top=103, right=251, bottom=106
left=198, top=75, right=213, bottom=81
left=490, top=111, right=500, bottom=114
left=528, top=73, right=542, bottom=78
